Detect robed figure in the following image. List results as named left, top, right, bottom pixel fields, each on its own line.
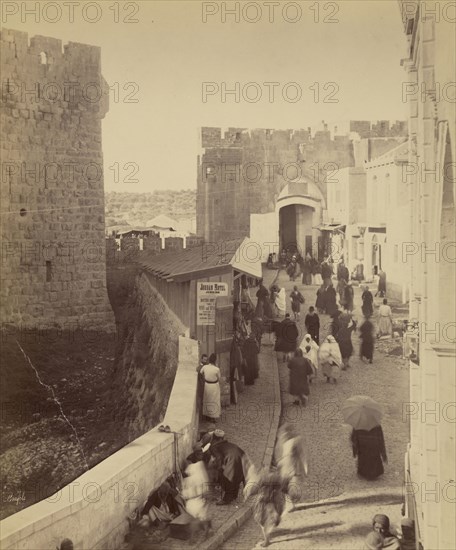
left=351, top=425, right=387, bottom=480
left=242, top=333, right=260, bottom=385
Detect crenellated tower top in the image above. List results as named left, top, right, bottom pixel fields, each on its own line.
left=1, top=28, right=108, bottom=118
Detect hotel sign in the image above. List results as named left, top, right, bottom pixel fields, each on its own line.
left=197, top=282, right=229, bottom=325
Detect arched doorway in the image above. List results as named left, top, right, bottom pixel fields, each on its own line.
left=279, top=203, right=314, bottom=256
left=276, top=179, right=325, bottom=259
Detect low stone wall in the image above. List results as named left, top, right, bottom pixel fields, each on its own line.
left=0, top=335, right=200, bottom=550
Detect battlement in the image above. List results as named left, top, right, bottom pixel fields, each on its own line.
left=1, top=28, right=101, bottom=68
left=201, top=127, right=306, bottom=148
left=350, top=119, right=408, bottom=138
left=1, top=28, right=108, bottom=118
left=202, top=121, right=407, bottom=149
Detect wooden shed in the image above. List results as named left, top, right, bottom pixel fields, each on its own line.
left=138, top=238, right=263, bottom=378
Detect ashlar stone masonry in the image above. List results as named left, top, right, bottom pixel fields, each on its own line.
left=1, top=28, right=115, bottom=330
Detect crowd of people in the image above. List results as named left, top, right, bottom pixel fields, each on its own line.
left=135, top=256, right=407, bottom=547
left=224, top=257, right=397, bottom=484
left=268, top=257, right=398, bottom=490
left=246, top=256, right=408, bottom=547
left=271, top=284, right=386, bottom=385
left=275, top=251, right=388, bottom=304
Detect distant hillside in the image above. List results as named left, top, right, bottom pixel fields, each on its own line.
left=105, top=190, right=196, bottom=227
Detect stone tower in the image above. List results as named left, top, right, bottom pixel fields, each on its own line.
left=1, top=28, right=115, bottom=330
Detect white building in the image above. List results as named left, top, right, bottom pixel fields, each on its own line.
left=364, top=141, right=411, bottom=302
left=326, top=166, right=367, bottom=272
left=399, top=2, right=456, bottom=548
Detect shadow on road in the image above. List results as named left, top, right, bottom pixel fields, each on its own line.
left=272, top=520, right=343, bottom=542
left=291, top=491, right=402, bottom=513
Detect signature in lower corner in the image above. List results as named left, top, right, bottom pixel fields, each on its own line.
left=4, top=491, right=26, bottom=505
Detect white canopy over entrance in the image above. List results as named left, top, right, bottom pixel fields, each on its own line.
left=276, top=179, right=326, bottom=208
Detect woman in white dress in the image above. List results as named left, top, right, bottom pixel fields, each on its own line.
left=276, top=287, right=287, bottom=317
left=199, top=353, right=221, bottom=422
left=377, top=298, right=393, bottom=337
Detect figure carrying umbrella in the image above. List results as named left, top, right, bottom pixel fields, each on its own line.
left=342, top=396, right=387, bottom=480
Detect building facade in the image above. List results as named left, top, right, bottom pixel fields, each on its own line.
left=364, top=141, right=411, bottom=302
left=326, top=166, right=368, bottom=271
left=1, top=29, right=114, bottom=330
left=398, top=2, right=456, bottom=548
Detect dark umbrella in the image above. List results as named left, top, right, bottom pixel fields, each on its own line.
left=342, top=395, right=383, bottom=431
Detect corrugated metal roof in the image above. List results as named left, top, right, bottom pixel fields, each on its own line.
left=138, top=238, right=261, bottom=281
left=138, top=239, right=242, bottom=280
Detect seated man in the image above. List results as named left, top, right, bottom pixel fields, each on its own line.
left=141, top=480, right=184, bottom=524
left=372, top=514, right=401, bottom=550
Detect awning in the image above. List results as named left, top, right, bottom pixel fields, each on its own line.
left=230, top=237, right=263, bottom=279
left=316, top=224, right=346, bottom=233
left=115, top=226, right=165, bottom=235
left=367, top=226, right=386, bottom=233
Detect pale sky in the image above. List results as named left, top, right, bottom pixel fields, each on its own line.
left=6, top=0, right=409, bottom=192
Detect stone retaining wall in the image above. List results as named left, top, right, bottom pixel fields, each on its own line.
left=119, top=273, right=188, bottom=438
